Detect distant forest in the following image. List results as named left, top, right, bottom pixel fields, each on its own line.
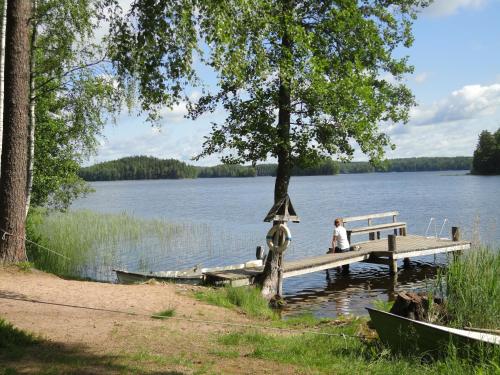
left=471, top=128, right=500, bottom=175
left=79, top=156, right=473, bottom=181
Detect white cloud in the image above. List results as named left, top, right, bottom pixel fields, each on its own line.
left=382, top=82, right=500, bottom=158
left=158, top=101, right=190, bottom=124
left=414, top=72, right=429, bottom=84
left=424, top=0, right=488, bottom=17
left=410, top=83, right=500, bottom=126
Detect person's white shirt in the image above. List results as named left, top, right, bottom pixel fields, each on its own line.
left=334, top=225, right=350, bottom=250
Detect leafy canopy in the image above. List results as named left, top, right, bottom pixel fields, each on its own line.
left=189, top=0, right=430, bottom=167
left=108, top=0, right=430, bottom=168
left=31, top=0, right=128, bottom=209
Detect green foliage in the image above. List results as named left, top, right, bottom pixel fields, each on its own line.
left=79, top=156, right=198, bottom=181
left=190, top=0, right=430, bottom=169
left=107, top=0, right=198, bottom=120
left=194, top=286, right=278, bottom=320
left=472, top=128, right=500, bottom=175
left=108, top=0, right=431, bottom=185
left=196, top=164, right=257, bottom=178
left=340, top=157, right=472, bottom=174
left=217, top=324, right=499, bottom=374
left=435, top=248, right=500, bottom=330
left=79, top=156, right=471, bottom=181
left=29, top=0, right=128, bottom=210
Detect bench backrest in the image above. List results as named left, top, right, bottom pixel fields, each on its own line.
left=341, top=211, right=399, bottom=225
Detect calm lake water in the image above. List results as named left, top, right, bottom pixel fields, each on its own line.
left=72, top=171, right=500, bottom=317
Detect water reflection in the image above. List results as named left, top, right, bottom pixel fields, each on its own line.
left=283, top=257, right=445, bottom=318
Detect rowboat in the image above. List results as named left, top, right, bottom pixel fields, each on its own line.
left=366, top=307, right=500, bottom=356
left=114, top=259, right=263, bottom=285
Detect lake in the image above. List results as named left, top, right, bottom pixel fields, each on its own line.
left=72, top=171, right=500, bottom=317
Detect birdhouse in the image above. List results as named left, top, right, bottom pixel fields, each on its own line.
left=264, top=194, right=300, bottom=223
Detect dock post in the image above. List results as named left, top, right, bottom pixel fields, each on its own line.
left=369, top=232, right=375, bottom=241
left=388, top=234, right=398, bottom=274
left=452, top=226, right=462, bottom=257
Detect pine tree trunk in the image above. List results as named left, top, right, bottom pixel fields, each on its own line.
left=259, top=10, right=292, bottom=299
left=0, top=0, right=8, bottom=176
left=26, top=0, right=37, bottom=217
left=0, top=0, right=32, bottom=264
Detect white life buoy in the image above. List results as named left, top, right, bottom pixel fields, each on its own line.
left=266, top=224, right=292, bottom=253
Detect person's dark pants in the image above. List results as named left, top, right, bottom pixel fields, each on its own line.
left=335, top=246, right=351, bottom=272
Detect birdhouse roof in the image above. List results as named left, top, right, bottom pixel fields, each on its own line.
left=264, top=194, right=300, bottom=223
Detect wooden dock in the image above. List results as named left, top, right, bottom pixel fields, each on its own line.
left=204, top=235, right=471, bottom=287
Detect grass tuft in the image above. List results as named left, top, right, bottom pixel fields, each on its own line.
left=15, top=261, right=33, bottom=273
left=194, top=286, right=278, bottom=320
left=151, top=308, right=176, bottom=319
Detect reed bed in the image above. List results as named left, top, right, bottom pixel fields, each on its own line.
left=436, top=248, right=499, bottom=330
left=26, top=209, right=227, bottom=281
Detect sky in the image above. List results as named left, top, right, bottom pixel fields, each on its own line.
left=91, top=0, right=500, bottom=166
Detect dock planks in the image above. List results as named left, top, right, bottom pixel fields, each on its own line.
left=206, top=235, right=471, bottom=286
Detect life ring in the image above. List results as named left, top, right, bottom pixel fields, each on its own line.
left=266, top=224, right=292, bottom=253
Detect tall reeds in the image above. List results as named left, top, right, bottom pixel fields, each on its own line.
left=435, top=248, right=499, bottom=330
left=26, top=209, right=210, bottom=281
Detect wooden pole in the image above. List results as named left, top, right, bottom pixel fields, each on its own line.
left=388, top=234, right=397, bottom=274
left=277, top=253, right=283, bottom=297
left=451, top=227, right=460, bottom=241
left=388, top=234, right=396, bottom=252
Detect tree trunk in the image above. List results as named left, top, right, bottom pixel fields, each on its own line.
left=25, top=0, right=36, bottom=217
left=259, top=6, right=292, bottom=299
left=0, top=0, right=32, bottom=264
left=0, top=0, right=7, bottom=176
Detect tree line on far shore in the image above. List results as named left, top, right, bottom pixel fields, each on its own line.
left=472, top=128, right=500, bottom=175
left=78, top=156, right=473, bottom=181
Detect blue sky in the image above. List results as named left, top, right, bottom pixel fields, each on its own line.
left=92, top=0, right=500, bottom=166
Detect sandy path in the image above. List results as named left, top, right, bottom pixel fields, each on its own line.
left=0, top=267, right=299, bottom=374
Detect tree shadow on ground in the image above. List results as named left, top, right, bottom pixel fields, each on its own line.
left=0, top=320, right=185, bottom=375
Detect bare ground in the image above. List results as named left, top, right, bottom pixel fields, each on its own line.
left=0, top=267, right=302, bottom=374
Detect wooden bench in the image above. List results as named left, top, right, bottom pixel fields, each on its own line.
left=341, top=211, right=407, bottom=243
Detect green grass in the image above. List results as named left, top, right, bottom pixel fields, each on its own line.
left=25, top=209, right=207, bottom=281
left=152, top=308, right=176, bottom=319
left=194, top=286, right=278, bottom=320
left=435, top=248, right=499, bottom=329
left=0, top=318, right=39, bottom=361
left=14, top=261, right=34, bottom=272
left=216, top=321, right=500, bottom=375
